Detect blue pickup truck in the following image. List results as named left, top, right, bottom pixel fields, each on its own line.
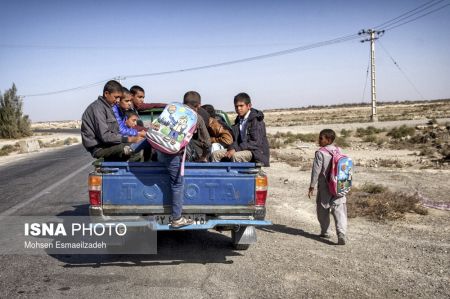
left=87, top=108, right=271, bottom=250
left=88, top=161, right=270, bottom=250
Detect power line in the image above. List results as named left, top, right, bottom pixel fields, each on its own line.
left=20, top=1, right=450, bottom=98
left=374, top=0, right=447, bottom=29
left=383, top=3, right=450, bottom=31
left=22, top=34, right=360, bottom=97
left=361, top=56, right=370, bottom=102
left=0, top=42, right=312, bottom=50
left=378, top=41, right=425, bottom=100
left=125, top=34, right=360, bottom=79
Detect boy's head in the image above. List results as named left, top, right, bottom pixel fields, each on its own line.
left=183, top=91, right=201, bottom=110
left=201, top=104, right=216, bottom=118
left=119, top=87, right=133, bottom=110
left=234, top=92, right=252, bottom=118
left=125, top=110, right=139, bottom=128
left=130, top=85, right=145, bottom=107
left=318, top=129, right=336, bottom=147
left=103, top=80, right=123, bottom=106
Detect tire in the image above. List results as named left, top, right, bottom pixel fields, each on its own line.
left=233, top=243, right=250, bottom=250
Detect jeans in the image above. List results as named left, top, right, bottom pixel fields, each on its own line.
left=157, top=151, right=184, bottom=219
left=130, top=139, right=151, bottom=153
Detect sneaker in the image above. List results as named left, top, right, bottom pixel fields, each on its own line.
left=170, top=216, right=194, bottom=228
left=123, top=145, right=133, bottom=155
left=337, top=234, right=346, bottom=245
left=319, top=233, right=331, bottom=239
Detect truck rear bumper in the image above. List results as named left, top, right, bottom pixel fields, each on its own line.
left=89, top=209, right=271, bottom=231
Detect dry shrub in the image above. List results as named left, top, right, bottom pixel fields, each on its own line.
left=0, top=144, right=17, bottom=156
left=64, top=137, right=79, bottom=145
left=347, top=184, right=428, bottom=221
left=270, top=131, right=318, bottom=145
left=268, top=137, right=283, bottom=149
left=362, top=134, right=378, bottom=143
left=387, top=125, right=415, bottom=139
left=378, top=159, right=403, bottom=168
left=356, top=126, right=385, bottom=137
left=340, top=129, right=352, bottom=138
left=334, top=136, right=350, bottom=148
left=271, top=150, right=307, bottom=168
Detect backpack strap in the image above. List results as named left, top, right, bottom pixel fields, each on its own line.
left=180, top=149, right=187, bottom=177
left=319, top=146, right=341, bottom=156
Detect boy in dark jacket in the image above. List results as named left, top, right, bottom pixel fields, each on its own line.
left=212, top=93, right=269, bottom=166
left=81, top=80, right=143, bottom=161
left=183, top=91, right=211, bottom=162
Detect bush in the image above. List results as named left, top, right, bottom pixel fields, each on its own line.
left=359, top=183, right=387, bottom=194
left=335, top=136, right=350, bottom=148
left=270, top=131, right=318, bottom=145
left=347, top=184, right=428, bottom=220
left=378, top=159, right=403, bottom=168
left=340, top=129, right=352, bottom=138
left=362, top=134, right=378, bottom=143
left=0, top=144, right=16, bottom=156
left=387, top=125, right=415, bottom=139
left=268, top=137, right=283, bottom=149
left=356, top=126, right=384, bottom=137
left=64, top=137, right=79, bottom=145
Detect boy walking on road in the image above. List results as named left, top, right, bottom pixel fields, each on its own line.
left=308, top=129, right=348, bottom=245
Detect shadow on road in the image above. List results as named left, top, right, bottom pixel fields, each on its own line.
left=49, top=205, right=242, bottom=267
left=258, top=224, right=336, bottom=245
left=52, top=230, right=241, bottom=268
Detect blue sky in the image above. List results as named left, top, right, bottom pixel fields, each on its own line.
left=1, top=0, right=449, bottom=121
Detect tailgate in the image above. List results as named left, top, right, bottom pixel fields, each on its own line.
left=98, top=162, right=258, bottom=214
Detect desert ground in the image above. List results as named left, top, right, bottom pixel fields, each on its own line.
left=1, top=100, right=449, bottom=297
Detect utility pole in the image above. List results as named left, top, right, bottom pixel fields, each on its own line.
left=359, top=29, right=384, bottom=122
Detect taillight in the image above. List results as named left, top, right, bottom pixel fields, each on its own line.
left=88, top=175, right=102, bottom=206
left=255, top=174, right=268, bottom=206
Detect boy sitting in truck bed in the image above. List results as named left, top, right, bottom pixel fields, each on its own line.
left=81, top=80, right=144, bottom=161
left=212, top=93, right=270, bottom=166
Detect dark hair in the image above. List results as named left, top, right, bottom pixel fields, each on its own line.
left=196, top=107, right=210, bottom=124
left=125, top=110, right=139, bottom=119
left=319, top=129, right=336, bottom=143
left=201, top=104, right=216, bottom=117
left=234, top=92, right=251, bottom=105
left=130, top=85, right=145, bottom=95
left=183, top=91, right=201, bottom=108
left=122, top=87, right=131, bottom=95
left=103, top=80, right=122, bottom=95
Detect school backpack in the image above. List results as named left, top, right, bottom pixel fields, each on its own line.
left=146, top=102, right=197, bottom=155
left=319, top=146, right=353, bottom=197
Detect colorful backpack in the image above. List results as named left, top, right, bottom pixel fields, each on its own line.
left=146, top=102, right=197, bottom=155
left=319, top=146, right=353, bottom=197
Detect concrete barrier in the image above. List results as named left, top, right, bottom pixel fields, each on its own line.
left=18, top=140, right=40, bottom=153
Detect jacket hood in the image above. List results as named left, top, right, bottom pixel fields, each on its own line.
left=235, top=108, right=264, bottom=124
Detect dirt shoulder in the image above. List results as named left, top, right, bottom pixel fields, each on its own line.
left=0, top=131, right=81, bottom=167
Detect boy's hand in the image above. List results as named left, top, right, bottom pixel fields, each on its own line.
left=128, top=136, right=144, bottom=143
left=225, top=149, right=236, bottom=158
left=138, top=130, right=147, bottom=138
left=308, top=187, right=314, bottom=199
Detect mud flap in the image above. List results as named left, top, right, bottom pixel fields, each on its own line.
left=232, top=225, right=257, bottom=245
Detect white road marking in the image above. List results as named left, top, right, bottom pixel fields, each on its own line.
left=0, top=162, right=92, bottom=216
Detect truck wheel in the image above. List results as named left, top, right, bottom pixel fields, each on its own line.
left=233, top=243, right=250, bottom=250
